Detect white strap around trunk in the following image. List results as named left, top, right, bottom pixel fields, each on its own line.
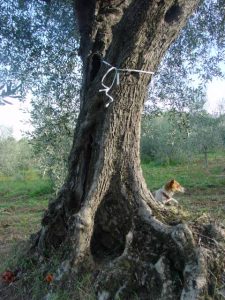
left=99, top=60, right=154, bottom=107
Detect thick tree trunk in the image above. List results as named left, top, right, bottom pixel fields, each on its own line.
left=30, top=1, right=223, bottom=299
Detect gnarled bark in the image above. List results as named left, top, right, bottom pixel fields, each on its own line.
left=30, top=1, right=221, bottom=299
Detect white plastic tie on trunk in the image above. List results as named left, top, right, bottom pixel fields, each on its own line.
left=99, top=60, right=154, bottom=107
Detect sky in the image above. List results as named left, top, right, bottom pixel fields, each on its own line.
left=0, top=96, right=31, bottom=139
left=0, top=79, right=225, bottom=140
left=204, top=78, right=225, bottom=113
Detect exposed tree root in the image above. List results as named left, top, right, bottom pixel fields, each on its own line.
left=90, top=193, right=205, bottom=299
left=19, top=167, right=223, bottom=300
left=93, top=209, right=224, bottom=300
left=1, top=183, right=225, bottom=300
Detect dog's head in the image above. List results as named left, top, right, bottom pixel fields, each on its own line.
left=165, top=179, right=185, bottom=193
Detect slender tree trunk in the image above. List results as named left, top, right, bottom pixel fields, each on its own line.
left=30, top=1, right=223, bottom=299
left=203, top=146, right=208, bottom=168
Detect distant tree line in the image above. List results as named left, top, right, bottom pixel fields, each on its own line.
left=0, top=126, right=34, bottom=178
left=1, top=106, right=225, bottom=189
left=141, top=109, right=225, bottom=166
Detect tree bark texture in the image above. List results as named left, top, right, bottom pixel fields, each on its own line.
left=31, top=1, right=225, bottom=299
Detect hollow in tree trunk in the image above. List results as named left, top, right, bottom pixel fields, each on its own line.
left=30, top=1, right=225, bottom=299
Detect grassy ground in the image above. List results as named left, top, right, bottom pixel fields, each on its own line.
left=0, top=154, right=224, bottom=257
left=0, top=171, right=53, bottom=271
left=0, top=153, right=225, bottom=298
left=142, top=151, right=225, bottom=223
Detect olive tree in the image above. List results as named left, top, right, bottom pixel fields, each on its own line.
left=188, top=111, right=224, bottom=167
left=1, top=0, right=225, bottom=299
left=30, top=1, right=219, bottom=299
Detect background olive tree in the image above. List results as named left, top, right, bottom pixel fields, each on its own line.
left=141, top=110, right=225, bottom=166
left=0, top=125, right=34, bottom=177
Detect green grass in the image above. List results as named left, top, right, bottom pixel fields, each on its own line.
left=142, top=153, right=225, bottom=190
left=0, top=167, right=95, bottom=300
left=0, top=155, right=225, bottom=298
left=0, top=154, right=224, bottom=255
left=142, top=151, right=225, bottom=223
left=0, top=171, right=53, bottom=271
left=0, top=176, right=53, bottom=198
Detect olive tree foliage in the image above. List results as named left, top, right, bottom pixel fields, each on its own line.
left=0, top=125, right=34, bottom=177
left=0, top=0, right=224, bottom=185
left=188, top=111, right=224, bottom=166
left=0, top=125, right=13, bottom=140
left=141, top=113, right=189, bottom=164
left=217, top=100, right=225, bottom=144
left=0, top=0, right=81, bottom=187
left=30, top=97, right=79, bottom=189
left=146, top=0, right=225, bottom=117
left=0, top=0, right=80, bottom=103
left=141, top=111, right=225, bottom=165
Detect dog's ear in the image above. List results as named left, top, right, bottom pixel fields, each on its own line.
left=165, top=179, right=174, bottom=190
left=169, top=179, right=175, bottom=186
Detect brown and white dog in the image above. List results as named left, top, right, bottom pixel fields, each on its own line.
left=154, top=179, right=185, bottom=205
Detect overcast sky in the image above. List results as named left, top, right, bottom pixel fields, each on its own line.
left=204, top=78, right=225, bottom=113
left=0, top=78, right=225, bottom=140
left=0, top=96, right=31, bottom=139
